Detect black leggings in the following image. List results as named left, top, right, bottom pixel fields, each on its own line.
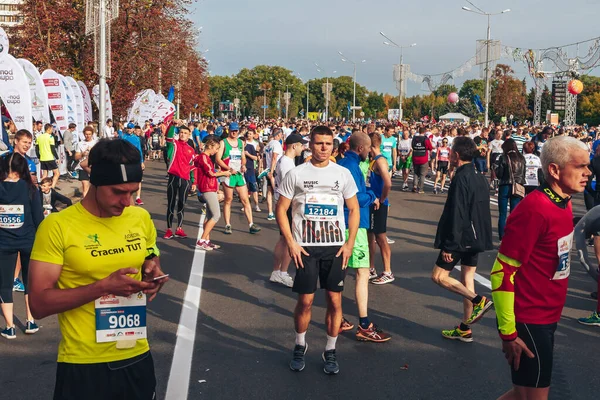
left=166, top=174, right=190, bottom=229
left=0, top=248, right=31, bottom=303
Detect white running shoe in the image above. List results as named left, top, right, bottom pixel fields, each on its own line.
left=255, top=206, right=262, bottom=212
left=386, top=237, right=395, bottom=244
left=279, top=272, right=294, bottom=288
left=269, top=271, right=282, bottom=284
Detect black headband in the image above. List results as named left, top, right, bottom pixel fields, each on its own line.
left=90, top=163, right=143, bottom=187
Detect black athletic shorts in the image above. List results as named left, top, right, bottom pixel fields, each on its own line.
left=437, top=161, right=449, bottom=175
left=435, top=250, right=479, bottom=271
left=368, top=204, right=388, bottom=234
left=40, top=160, right=58, bottom=171
left=278, top=208, right=293, bottom=236
left=491, top=153, right=501, bottom=166
left=511, top=322, right=557, bottom=388
left=78, top=169, right=89, bottom=181
left=292, top=245, right=345, bottom=294
left=53, top=351, right=156, bottom=400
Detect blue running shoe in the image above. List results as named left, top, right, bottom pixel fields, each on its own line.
left=13, top=278, right=24, bottom=292
left=1, top=326, right=16, bottom=339
left=25, top=320, right=39, bottom=334
left=322, top=350, right=339, bottom=375
left=289, top=343, right=307, bottom=372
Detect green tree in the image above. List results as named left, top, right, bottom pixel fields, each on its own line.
left=458, top=79, right=485, bottom=101
left=433, top=84, right=458, bottom=98
left=365, top=92, right=386, bottom=118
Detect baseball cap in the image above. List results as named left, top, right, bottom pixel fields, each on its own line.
left=127, top=122, right=135, bottom=129
left=229, top=122, right=239, bottom=131
left=285, top=133, right=308, bottom=145
left=248, top=123, right=257, bottom=130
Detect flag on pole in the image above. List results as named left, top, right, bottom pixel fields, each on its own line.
left=167, top=85, right=175, bottom=102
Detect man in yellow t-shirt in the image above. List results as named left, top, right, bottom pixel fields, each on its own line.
left=29, top=139, right=168, bottom=400
left=35, top=123, right=60, bottom=188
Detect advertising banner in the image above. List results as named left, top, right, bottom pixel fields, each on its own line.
left=59, top=74, right=77, bottom=129
left=0, top=38, right=32, bottom=131
left=150, top=99, right=176, bottom=125
left=41, top=69, right=68, bottom=133
left=78, top=80, right=93, bottom=124
left=17, top=58, right=50, bottom=124
left=93, top=83, right=113, bottom=121
left=66, top=76, right=85, bottom=133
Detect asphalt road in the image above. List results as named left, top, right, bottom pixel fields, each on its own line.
left=1, top=161, right=598, bottom=400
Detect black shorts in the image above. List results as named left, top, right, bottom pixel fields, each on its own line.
left=78, top=169, right=89, bottom=181
left=152, top=143, right=161, bottom=151
left=511, top=322, right=557, bottom=388
left=292, top=245, right=346, bottom=294
left=40, top=160, right=58, bottom=171
left=53, top=351, right=156, bottom=400
left=437, top=161, right=449, bottom=175
left=435, top=250, right=479, bottom=271
left=368, top=204, right=388, bottom=234
left=278, top=208, right=293, bottom=236
left=491, top=153, right=501, bottom=166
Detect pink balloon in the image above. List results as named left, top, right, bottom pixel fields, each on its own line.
left=447, top=92, right=459, bottom=104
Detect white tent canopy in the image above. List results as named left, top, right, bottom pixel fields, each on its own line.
left=439, top=112, right=470, bottom=123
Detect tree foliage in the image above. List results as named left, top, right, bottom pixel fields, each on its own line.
left=490, top=64, right=530, bottom=120
left=209, top=65, right=600, bottom=124
left=10, top=0, right=208, bottom=119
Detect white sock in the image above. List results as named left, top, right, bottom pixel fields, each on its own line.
left=325, top=335, right=337, bottom=351
left=249, top=222, right=254, bottom=228
left=295, top=331, right=306, bottom=346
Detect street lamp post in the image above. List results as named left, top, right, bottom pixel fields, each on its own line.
left=338, top=52, right=366, bottom=122
left=462, top=1, right=510, bottom=127
left=296, top=72, right=310, bottom=119
left=285, top=84, right=290, bottom=120
left=260, top=85, right=268, bottom=121
left=315, top=63, right=337, bottom=122
left=380, top=32, right=416, bottom=122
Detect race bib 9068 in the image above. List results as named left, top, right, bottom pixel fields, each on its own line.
left=95, top=292, right=147, bottom=344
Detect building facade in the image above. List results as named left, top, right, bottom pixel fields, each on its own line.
left=0, top=0, right=23, bottom=27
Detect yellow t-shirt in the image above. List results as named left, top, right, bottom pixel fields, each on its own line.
left=35, top=133, right=55, bottom=162
left=31, top=202, right=159, bottom=364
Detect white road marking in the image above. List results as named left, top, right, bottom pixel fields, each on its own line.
left=454, top=265, right=492, bottom=290
left=165, top=213, right=206, bottom=400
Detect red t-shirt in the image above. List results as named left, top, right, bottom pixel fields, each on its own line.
left=412, top=137, right=433, bottom=165
left=498, top=186, right=573, bottom=325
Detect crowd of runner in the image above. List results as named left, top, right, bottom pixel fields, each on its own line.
left=0, top=114, right=599, bottom=399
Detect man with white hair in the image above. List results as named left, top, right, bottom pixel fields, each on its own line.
left=492, top=136, right=591, bottom=400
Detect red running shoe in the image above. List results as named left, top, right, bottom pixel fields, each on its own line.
left=135, top=197, right=144, bottom=206
left=163, top=229, right=174, bottom=240
left=356, top=323, right=392, bottom=343
left=175, top=227, right=187, bottom=238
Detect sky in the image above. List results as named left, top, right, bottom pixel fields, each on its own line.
left=190, top=0, right=600, bottom=96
